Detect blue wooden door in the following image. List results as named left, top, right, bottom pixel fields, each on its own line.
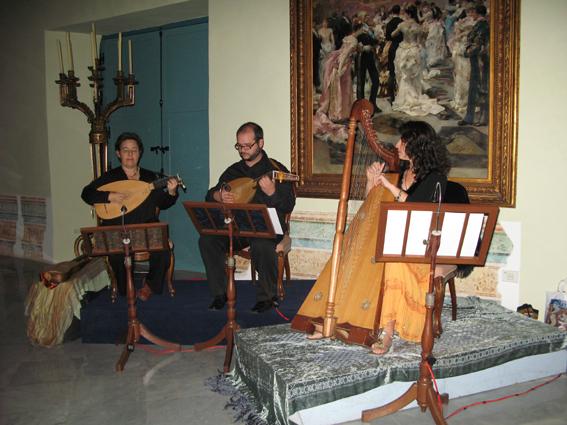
left=101, top=19, right=209, bottom=272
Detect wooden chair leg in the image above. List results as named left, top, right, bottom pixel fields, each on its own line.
left=276, top=252, right=285, bottom=300
left=104, top=257, right=118, bottom=303
left=167, top=248, right=175, bottom=297
left=448, top=277, right=457, bottom=321
left=250, top=259, right=256, bottom=285
left=284, top=254, right=291, bottom=285
left=433, top=277, right=445, bottom=338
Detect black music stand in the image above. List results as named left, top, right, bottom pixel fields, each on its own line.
left=80, top=222, right=181, bottom=372
left=361, top=202, right=499, bottom=425
left=183, top=201, right=278, bottom=373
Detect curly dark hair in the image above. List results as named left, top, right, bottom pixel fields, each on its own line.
left=399, top=121, right=451, bottom=180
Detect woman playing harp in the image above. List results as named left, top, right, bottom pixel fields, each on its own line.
left=291, top=106, right=450, bottom=355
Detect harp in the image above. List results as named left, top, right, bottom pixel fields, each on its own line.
left=291, top=99, right=400, bottom=345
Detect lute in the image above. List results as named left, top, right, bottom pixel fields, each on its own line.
left=94, top=174, right=186, bottom=220
left=222, top=170, right=299, bottom=203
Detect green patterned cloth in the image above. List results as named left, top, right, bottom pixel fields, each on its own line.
left=230, top=297, right=567, bottom=425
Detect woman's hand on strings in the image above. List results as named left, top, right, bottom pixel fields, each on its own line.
left=166, top=177, right=179, bottom=196
left=365, top=161, right=386, bottom=196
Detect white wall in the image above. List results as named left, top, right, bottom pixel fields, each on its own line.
left=45, top=31, right=99, bottom=262
left=501, top=0, right=567, bottom=314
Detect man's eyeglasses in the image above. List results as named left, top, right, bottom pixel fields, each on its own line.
left=234, top=141, right=257, bottom=151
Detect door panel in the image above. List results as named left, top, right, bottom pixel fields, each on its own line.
left=162, top=22, right=209, bottom=272
left=100, top=32, right=161, bottom=171
left=100, top=20, right=208, bottom=272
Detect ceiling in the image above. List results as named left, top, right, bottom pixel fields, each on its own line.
left=60, top=0, right=208, bottom=35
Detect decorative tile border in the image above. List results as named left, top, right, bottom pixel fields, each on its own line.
left=285, top=211, right=513, bottom=300
left=217, top=209, right=513, bottom=301
left=0, top=194, right=47, bottom=260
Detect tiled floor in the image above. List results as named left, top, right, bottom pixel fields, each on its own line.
left=1, top=255, right=565, bottom=425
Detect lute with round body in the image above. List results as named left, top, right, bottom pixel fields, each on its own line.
left=221, top=170, right=299, bottom=203
left=94, top=174, right=186, bottom=220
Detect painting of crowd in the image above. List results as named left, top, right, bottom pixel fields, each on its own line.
left=312, top=0, right=490, bottom=147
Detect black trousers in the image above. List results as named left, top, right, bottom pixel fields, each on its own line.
left=357, top=54, right=379, bottom=105
left=387, top=45, right=399, bottom=103
left=463, top=55, right=489, bottom=124
left=199, top=234, right=278, bottom=303
left=108, top=250, right=170, bottom=296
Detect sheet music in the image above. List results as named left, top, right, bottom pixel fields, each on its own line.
left=406, top=211, right=433, bottom=256
left=461, top=213, right=484, bottom=257
left=267, top=208, right=283, bottom=235
left=383, top=210, right=408, bottom=255
left=438, top=212, right=466, bottom=256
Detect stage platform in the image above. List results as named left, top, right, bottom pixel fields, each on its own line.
left=80, top=279, right=315, bottom=345
left=228, top=297, right=567, bottom=425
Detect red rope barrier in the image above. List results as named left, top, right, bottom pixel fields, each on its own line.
left=275, top=307, right=290, bottom=321
left=445, top=373, right=564, bottom=420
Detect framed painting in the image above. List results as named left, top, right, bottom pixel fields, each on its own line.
left=290, top=0, right=519, bottom=206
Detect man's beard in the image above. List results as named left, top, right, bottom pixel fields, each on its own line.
left=241, top=149, right=262, bottom=162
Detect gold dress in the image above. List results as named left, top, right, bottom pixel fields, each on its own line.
left=291, top=177, right=433, bottom=345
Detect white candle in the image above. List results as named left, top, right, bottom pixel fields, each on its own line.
left=57, top=40, right=64, bottom=74
left=128, top=40, right=133, bottom=75
left=66, top=32, right=74, bottom=72
left=117, top=32, right=122, bottom=72
left=91, top=23, right=97, bottom=68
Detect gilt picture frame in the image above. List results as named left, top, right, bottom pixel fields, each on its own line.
left=290, top=0, right=519, bottom=206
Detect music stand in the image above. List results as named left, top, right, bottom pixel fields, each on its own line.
left=361, top=202, right=499, bottom=425
left=80, top=222, right=182, bottom=372
left=183, top=201, right=279, bottom=373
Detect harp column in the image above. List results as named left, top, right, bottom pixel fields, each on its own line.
left=322, top=116, right=358, bottom=337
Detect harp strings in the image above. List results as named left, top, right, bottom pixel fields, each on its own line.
left=348, top=122, right=379, bottom=218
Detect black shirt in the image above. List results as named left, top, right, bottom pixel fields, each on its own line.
left=205, top=151, right=296, bottom=233
left=405, top=171, right=447, bottom=203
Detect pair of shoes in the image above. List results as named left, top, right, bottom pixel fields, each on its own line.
left=251, top=300, right=273, bottom=313
left=473, top=121, right=487, bottom=127
left=457, top=120, right=472, bottom=126
left=137, top=283, right=153, bottom=302
left=208, top=294, right=227, bottom=310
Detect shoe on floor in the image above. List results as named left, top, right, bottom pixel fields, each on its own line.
left=208, top=295, right=227, bottom=310
left=251, top=300, right=273, bottom=313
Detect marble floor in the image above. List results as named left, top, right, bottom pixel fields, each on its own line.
left=1, top=255, right=566, bottom=425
